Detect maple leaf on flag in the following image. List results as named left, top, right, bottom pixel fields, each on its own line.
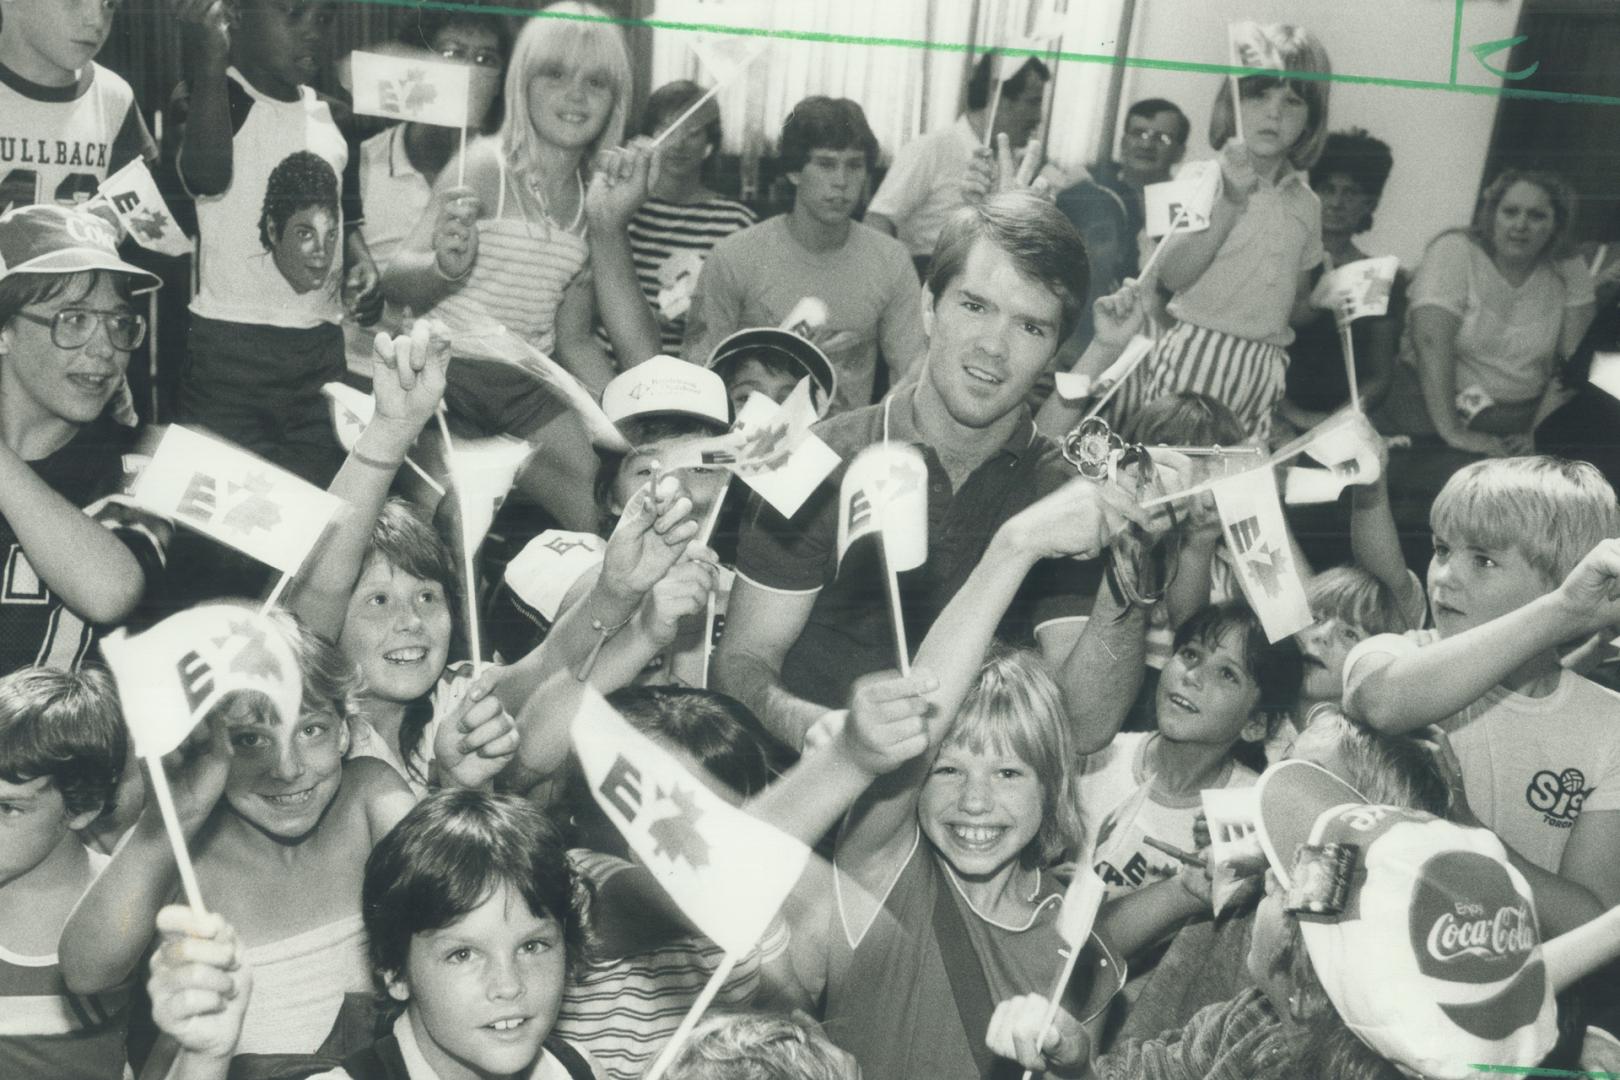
left=648, top=784, right=711, bottom=869
left=214, top=619, right=287, bottom=683
left=884, top=459, right=923, bottom=497
left=403, top=69, right=438, bottom=112
left=1246, top=542, right=1289, bottom=598
left=221, top=472, right=284, bottom=535
left=129, top=208, right=168, bottom=242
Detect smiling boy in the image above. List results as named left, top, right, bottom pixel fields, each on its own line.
left=682, top=96, right=924, bottom=415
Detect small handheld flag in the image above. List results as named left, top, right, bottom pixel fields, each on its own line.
left=322, top=382, right=445, bottom=496
left=651, top=37, right=767, bottom=150
left=452, top=324, right=630, bottom=453
left=839, top=444, right=928, bottom=675
left=95, top=159, right=192, bottom=257
left=1019, top=868, right=1107, bottom=1080
left=1143, top=161, right=1220, bottom=238
left=1201, top=787, right=1264, bottom=916
left=1272, top=408, right=1384, bottom=506
left=1210, top=467, right=1312, bottom=642
left=101, top=606, right=303, bottom=912
left=351, top=51, right=472, bottom=128
left=131, top=425, right=342, bottom=576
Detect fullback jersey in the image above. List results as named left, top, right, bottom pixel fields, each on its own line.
left=0, top=61, right=155, bottom=213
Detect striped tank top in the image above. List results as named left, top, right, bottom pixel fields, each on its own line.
left=431, top=160, right=590, bottom=356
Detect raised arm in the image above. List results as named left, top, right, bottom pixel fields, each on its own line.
left=286, top=321, right=450, bottom=637
left=1346, top=424, right=1422, bottom=616
left=1154, top=142, right=1254, bottom=294
left=584, top=142, right=662, bottom=368
left=1347, top=538, right=1620, bottom=733
left=710, top=578, right=826, bottom=750
left=379, top=144, right=489, bottom=314
left=173, top=0, right=233, bottom=196
left=1034, top=278, right=1151, bottom=438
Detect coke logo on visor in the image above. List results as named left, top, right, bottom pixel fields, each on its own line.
left=1409, top=850, right=1537, bottom=985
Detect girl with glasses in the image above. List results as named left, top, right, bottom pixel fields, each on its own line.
left=0, top=203, right=168, bottom=677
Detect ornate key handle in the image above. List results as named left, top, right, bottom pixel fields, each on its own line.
left=1061, top=417, right=1179, bottom=608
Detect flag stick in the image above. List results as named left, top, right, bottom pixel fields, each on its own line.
left=696, top=477, right=730, bottom=691
left=1136, top=206, right=1188, bottom=284
left=434, top=409, right=484, bottom=674
left=1019, top=943, right=1084, bottom=1080
left=148, top=288, right=162, bottom=421
left=260, top=572, right=293, bottom=614
left=643, top=950, right=740, bottom=1080
left=880, top=538, right=911, bottom=677
left=983, top=80, right=1004, bottom=150
left=651, top=83, right=724, bottom=150
left=405, top=455, right=447, bottom=497
left=1338, top=316, right=1361, bottom=412
left=1231, top=74, right=1246, bottom=143
left=1083, top=343, right=1154, bottom=423
left=145, top=756, right=207, bottom=913
left=457, top=126, right=467, bottom=188
left=1591, top=242, right=1608, bottom=278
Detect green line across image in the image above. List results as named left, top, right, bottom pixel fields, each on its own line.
left=350, top=0, right=1620, bottom=107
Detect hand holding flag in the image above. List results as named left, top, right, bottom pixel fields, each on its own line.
left=1017, top=868, right=1107, bottom=1080
left=839, top=443, right=928, bottom=675
left=651, top=37, right=767, bottom=150
left=351, top=51, right=472, bottom=128
left=1274, top=409, right=1385, bottom=504
left=1143, top=161, right=1221, bottom=238
left=1201, top=787, right=1265, bottom=915
left=101, top=605, right=304, bottom=910
left=1312, top=255, right=1399, bottom=323
left=1210, top=467, right=1312, bottom=641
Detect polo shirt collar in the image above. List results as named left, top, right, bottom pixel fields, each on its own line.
left=387, top=124, right=417, bottom=180
left=882, top=383, right=1039, bottom=464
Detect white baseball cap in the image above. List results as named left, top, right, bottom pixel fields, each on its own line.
left=601, top=354, right=730, bottom=429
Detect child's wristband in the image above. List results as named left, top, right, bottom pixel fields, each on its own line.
left=574, top=612, right=636, bottom=683
left=351, top=447, right=404, bottom=472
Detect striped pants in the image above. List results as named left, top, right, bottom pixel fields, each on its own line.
left=1110, top=322, right=1289, bottom=442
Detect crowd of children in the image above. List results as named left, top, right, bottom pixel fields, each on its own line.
left=4, top=2, right=1620, bottom=1078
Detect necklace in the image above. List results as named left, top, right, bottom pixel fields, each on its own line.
left=522, top=168, right=586, bottom=238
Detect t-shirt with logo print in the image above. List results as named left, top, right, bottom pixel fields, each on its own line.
left=1345, top=630, right=1620, bottom=874
left=0, top=60, right=156, bottom=213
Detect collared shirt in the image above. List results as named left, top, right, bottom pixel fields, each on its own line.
left=307, top=1011, right=588, bottom=1079
left=1168, top=165, right=1323, bottom=347
left=734, top=384, right=1101, bottom=708
left=359, top=124, right=434, bottom=273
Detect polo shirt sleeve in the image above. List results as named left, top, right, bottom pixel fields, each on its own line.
left=1297, top=190, right=1325, bottom=272
left=1409, top=233, right=1474, bottom=318
left=734, top=478, right=839, bottom=595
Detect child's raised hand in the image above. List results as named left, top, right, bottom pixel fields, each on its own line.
left=372, top=317, right=451, bottom=432
left=149, top=905, right=251, bottom=1064
left=963, top=135, right=1049, bottom=207
left=1555, top=538, right=1620, bottom=635
left=601, top=473, right=699, bottom=604
left=1092, top=276, right=1152, bottom=349
left=636, top=549, right=720, bottom=649
left=587, top=139, right=659, bottom=231
left=433, top=669, right=519, bottom=791
left=841, top=669, right=936, bottom=776
left=432, top=186, right=482, bottom=281
left=985, top=993, right=1090, bottom=1073
left=1218, top=139, right=1259, bottom=206
left=175, top=0, right=231, bottom=69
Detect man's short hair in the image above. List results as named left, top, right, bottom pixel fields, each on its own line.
left=1431, top=456, right=1620, bottom=586
left=965, top=51, right=1051, bottom=111
left=926, top=191, right=1089, bottom=341
left=779, top=97, right=878, bottom=174
left=1125, top=97, right=1190, bottom=145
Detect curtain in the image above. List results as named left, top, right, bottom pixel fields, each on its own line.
left=646, top=0, right=1126, bottom=174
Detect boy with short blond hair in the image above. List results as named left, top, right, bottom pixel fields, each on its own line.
left=0, top=665, right=131, bottom=1080
left=1345, top=455, right=1620, bottom=935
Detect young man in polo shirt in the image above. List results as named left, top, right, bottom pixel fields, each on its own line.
left=714, top=191, right=1142, bottom=748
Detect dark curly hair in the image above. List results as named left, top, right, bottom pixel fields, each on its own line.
left=779, top=96, right=878, bottom=175
left=258, top=150, right=339, bottom=251
left=0, top=666, right=126, bottom=821
left=1308, top=129, right=1394, bottom=234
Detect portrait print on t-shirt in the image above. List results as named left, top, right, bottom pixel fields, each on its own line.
left=257, top=150, right=340, bottom=295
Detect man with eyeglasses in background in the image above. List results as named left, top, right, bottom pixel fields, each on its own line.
left=1079, top=97, right=1188, bottom=276
left=345, top=2, right=511, bottom=374
left=0, top=204, right=170, bottom=676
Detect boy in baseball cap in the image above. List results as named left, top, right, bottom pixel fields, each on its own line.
left=705, top=325, right=837, bottom=420
left=0, top=204, right=167, bottom=675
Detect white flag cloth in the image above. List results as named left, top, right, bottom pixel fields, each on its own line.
left=131, top=425, right=342, bottom=574
left=1590, top=353, right=1620, bottom=402
left=1144, top=161, right=1220, bottom=237
left=659, top=379, right=841, bottom=519
left=101, top=605, right=303, bottom=758
left=1201, top=787, right=1264, bottom=915
left=445, top=434, right=538, bottom=552
left=1210, top=468, right=1311, bottom=642
left=97, top=158, right=191, bottom=257
left=837, top=443, right=928, bottom=571
left=572, top=688, right=811, bottom=955
left=451, top=323, right=630, bottom=453
left=1055, top=868, right=1107, bottom=948
left=1311, top=255, right=1400, bottom=322
left=1229, top=21, right=1285, bottom=71
left=351, top=51, right=472, bottom=128
left=1271, top=409, right=1383, bottom=501
left=1283, top=467, right=1344, bottom=506
left=689, top=36, right=768, bottom=85
left=323, top=382, right=373, bottom=452
left=995, top=36, right=1055, bottom=81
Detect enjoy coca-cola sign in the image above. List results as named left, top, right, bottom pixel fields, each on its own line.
left=1410, top=851, right=1537, bottom=984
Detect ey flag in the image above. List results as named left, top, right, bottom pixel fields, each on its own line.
left=1311, top=255, right=1400, bottom=323
left=1229, top=21, right=1285, bottom=71
left=101, top=605, right=302, bottom=758
left=132, top=425, right=342, bottom=574
left=351, top=51, right=472, bottom=128
left=445, top=434, right=538, bottom=552
left=323, top=381, right=373, bottom=452
left=689, top=35, right=768, bottom=86
left=1210, top=468, right=1311, bottom=641
left=97, top=158, right=191, bottom=257
left=1275, top=408, right=1383, bottom=507
left=837, top=443, right=928, bottom=571
left=1057, top=868, right=1107, bottom=948
left=573, top=688, right=811, bottom=955
left=1144, top=161, right=1220, bottom=237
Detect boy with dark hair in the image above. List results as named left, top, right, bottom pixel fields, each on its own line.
left=867, top=51, right=1057, bottom=272
left=172, top=0, right=381, bottom=489
left=0, top=665, right=131, bottom=1080
left=704, top=322, right=837, bottom=418
left=0, top=0, right=157, bottom=212
left=683, top=96, right=924, bottom=415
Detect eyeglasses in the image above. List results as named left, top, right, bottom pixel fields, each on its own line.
left=14, top=307, right=147, bottom=351
left=438, top=45, right=504, bottom=69
left=1126, top=128, right=1179, bottom=149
